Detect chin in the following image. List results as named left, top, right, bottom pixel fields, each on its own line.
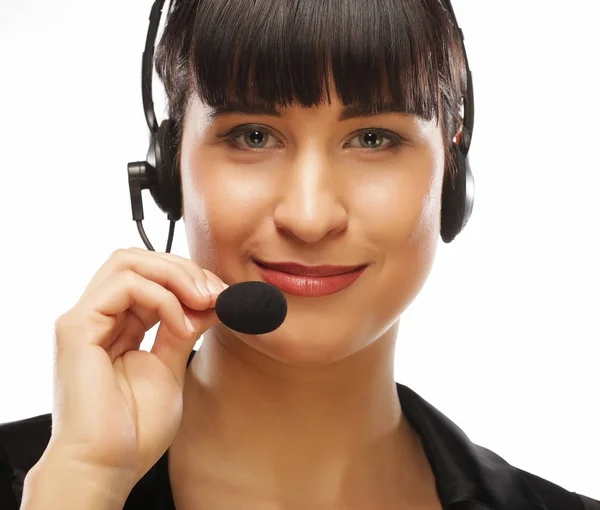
left=236, top=316, right=368, bottom=367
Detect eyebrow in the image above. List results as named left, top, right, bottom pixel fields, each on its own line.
left=207, top=103, right=411, bottom=121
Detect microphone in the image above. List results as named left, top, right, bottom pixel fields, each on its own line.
left=215, top=281, right=288, bottom=334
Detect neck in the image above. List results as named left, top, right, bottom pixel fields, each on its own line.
left=170, top=323, right=437, bottom=508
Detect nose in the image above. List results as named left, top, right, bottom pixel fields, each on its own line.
left=273, top=151, right=348, bottom=244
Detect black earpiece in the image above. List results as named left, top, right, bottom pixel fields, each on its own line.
left=441, top=144, right=475, bottom=243
left=127, top=0, right=474, bottom=251
left=147, top=118, right=182, bottom=221
left=439, top=0, right=475, bottom=243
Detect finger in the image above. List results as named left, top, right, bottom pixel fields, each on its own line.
left=150, top=304, right=220, bottom=388
left=105, top=313, right=148, bottom=363
left=127, top=248, right=229, bottom=294
left=59, top=271, right=198, bottom=350
left=123, top=249, right=228, bottom=310
left=79, top=249, right=215, bottom=312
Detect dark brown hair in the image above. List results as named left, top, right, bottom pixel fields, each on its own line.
left=155, top=0, right=468, bottom=180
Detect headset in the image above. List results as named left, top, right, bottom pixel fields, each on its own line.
left=127, top=0, right=475, bottom=253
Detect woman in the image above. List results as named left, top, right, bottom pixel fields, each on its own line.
left=1, top=0, right=598, bottom=509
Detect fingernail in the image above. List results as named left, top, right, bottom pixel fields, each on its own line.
left=195, top=280, right=209, bottom=297
left=206, top=280, right=220, bottom=295
left=184, top=315, right=196, bottom=334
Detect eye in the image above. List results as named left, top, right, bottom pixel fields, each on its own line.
left=225, top=126, right=281, bottom=150
left=220, top=125, right=404, bottom=152
left=345, top=129, right=401, bottom=150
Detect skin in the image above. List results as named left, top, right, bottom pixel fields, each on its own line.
left=167, top=88, right=453, bottom=509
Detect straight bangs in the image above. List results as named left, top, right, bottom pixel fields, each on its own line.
left=184, top=0, right=461, bottom=122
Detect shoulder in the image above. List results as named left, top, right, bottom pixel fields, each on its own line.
left=0, top=413, right=53, bottom=508
left=508, top=460, right=599, bottom=510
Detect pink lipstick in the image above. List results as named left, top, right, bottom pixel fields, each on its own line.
left=254, top=260, right=368, bottom=297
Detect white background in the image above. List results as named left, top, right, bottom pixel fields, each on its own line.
left=1, top=0, right=599, bottom=500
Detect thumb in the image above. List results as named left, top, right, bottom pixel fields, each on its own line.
left=150, top=306, right=220, bottom=388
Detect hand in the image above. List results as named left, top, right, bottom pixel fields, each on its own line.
left=42, top=247, right=227, bottom=490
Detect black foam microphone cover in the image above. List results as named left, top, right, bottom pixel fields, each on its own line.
left=215, top=281, right=287, bottom=334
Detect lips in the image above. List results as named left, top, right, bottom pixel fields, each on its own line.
left=253, top=259, right=369, bottom=297
left=253, top=260, right=367, bottom=277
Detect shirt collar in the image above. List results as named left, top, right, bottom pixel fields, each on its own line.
left=396, top=383, right=547, bottom=510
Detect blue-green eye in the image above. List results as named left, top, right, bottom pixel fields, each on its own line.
left=225, top=126, right=280, bottom=150
left=241, top=130, right=270, bottom=148
left=345, top=129, right=400, bottom=150
left=221, top=125, right=403, bottom=151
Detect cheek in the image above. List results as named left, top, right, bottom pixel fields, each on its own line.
left=354, top=151, right=443, bottom=330
left=180, top=148, right=272, bottom=267
left=351, top=149, right=444, bottom=248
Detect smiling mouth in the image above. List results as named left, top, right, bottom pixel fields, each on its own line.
left=253, top=260, right=369, bottom=297
left=253, top=259, right=368, bottom=277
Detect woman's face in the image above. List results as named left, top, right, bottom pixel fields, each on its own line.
left=180, top=92, right=445, bottom=366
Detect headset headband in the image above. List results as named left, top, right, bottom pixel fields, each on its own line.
left=142, top=0, right=168, bottom=135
